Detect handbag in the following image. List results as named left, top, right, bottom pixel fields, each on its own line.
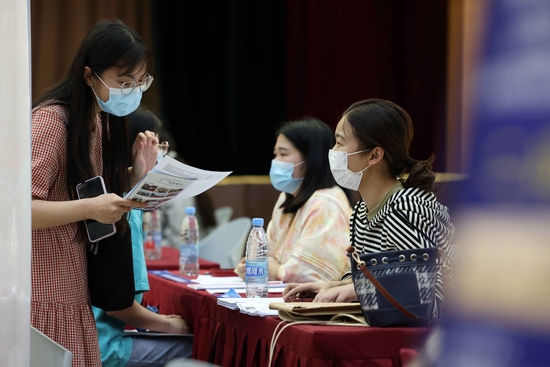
left=269, top=301, right=366, bottom=324
left=87, top=227, right=135, bottom=311
left=348, top=205, right=448, bottom=327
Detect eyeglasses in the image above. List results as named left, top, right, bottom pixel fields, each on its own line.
left=95, top=72, right=154, bottom=95
left=159, top=141, right=169, bottom=157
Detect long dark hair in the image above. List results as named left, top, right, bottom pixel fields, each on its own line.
left=32, top=19, right=153, bottom=240
left=343, top=99, right=436, bottom=191
left=276, top=117, right=356, bottom=214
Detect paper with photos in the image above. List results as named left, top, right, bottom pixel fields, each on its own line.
left=124, top=156, right=232, bottom=210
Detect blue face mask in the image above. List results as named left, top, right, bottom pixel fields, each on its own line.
left=92, top=73, right=142, bottom=117
left=270, top=159, right=305, bottom=194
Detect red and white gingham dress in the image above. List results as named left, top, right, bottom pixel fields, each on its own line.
left=31, top=103, right=102, bottom=367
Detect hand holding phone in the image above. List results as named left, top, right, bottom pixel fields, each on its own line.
left=76, top=176, right=117, bottom=243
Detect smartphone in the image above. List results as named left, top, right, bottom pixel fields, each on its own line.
left=76, top=176, right=117, bottom=243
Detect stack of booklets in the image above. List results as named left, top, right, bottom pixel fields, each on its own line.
left=187, top=275, right=286, bottom=295
left=216, top=297, right=282, bottom=317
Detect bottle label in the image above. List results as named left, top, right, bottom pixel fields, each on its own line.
left=245, top=260, right=268, bottom=283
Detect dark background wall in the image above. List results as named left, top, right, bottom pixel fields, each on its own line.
left=29, top=0, right=453, bottom=232
left=150, top=0, right=448, bottom=175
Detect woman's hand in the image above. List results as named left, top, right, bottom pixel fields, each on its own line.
left=163, top=314, right=191, bottom=335
left=85, top=194, right=144, bottom=224
left=130, top=130, right=159, bottom=184
left=283, top=281, right=343, bottom=301
left=313, top=282, right=357, bottom=303
left=234, top=257, right=246, bottom=279
left=234, top=257, right=280, bottom=280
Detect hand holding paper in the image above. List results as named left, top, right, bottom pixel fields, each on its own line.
left=124, top=156, right=232, bottom=211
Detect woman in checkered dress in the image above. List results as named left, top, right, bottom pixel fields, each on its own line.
left=31, top=19, right=158, bottom=367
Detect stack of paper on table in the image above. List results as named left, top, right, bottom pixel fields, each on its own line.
left=188, top=275, right=286, bottom=294
left=217, top=297, right=283, bottom=317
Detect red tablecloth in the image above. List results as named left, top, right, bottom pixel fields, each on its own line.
left=146, top=246, right=221, bottom=271
left=142, top=272, right=432, bottom=367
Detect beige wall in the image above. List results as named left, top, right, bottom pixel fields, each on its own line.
left=208, top=176, right=280, bottom=222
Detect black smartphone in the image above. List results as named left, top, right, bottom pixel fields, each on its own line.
left=76, top=176, right=117, bottom=243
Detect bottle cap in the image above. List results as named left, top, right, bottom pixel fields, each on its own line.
left=252, top=218, right=264, bottom=227
left=185, top=206, right=196, bottom=215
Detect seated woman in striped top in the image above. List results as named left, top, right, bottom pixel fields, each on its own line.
left=283, top=99, right=455, bottom=318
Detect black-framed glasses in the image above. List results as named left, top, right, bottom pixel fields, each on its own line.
left=95, top=72, right=154, bottom=95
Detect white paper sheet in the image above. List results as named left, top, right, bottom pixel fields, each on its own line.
left=187, top=275, right=283, bottom=290
left=206, top=285, right=287, bottom=295
left=216, top=297, right=284, bottom=317
left=124, top=156, right=232, bottom=210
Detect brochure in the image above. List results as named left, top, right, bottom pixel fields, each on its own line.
left=124, top=156, right=232, bottom=210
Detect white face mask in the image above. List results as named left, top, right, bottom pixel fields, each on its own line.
left=328, top=149, right=370, bottom=191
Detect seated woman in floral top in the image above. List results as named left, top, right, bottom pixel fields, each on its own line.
left=235, top=117, right=357, bottom=283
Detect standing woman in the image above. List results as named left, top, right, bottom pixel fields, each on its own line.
left=31, top=19, right=157, bottom=366
left=283, top=99, right=454, bottom=319
left=235, top=117, right=357, bottom=283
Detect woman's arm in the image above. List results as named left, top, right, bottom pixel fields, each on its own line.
left=268, top=257, right=281, bottom=280
left=32, top=199, right=87, bottom=230
left=273, top=195, right=351, bottom=283
left=234, top=256, right=281, bottom=281
left=313, top=281, right=357, bottom=303
left=107, top=300, right=190, bottom=334
left=32, top=194, right=144, bottom=230
left=282, top=280, right=350, bottom=301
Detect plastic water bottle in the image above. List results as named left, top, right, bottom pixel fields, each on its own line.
left=245, top=218, right=268, bottom=298
left=143, top=210, right=162, bottom=260
left=179, top=206, right=200, bottom=278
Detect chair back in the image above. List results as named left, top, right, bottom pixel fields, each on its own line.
left=214, top=206, right=233, bottom=226
left=30, top=326, right=73, bottom=367
left=200, top=217, right=251, bottom=268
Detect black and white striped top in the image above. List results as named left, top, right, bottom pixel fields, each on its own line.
left=345, top=187, right=455, bottom=316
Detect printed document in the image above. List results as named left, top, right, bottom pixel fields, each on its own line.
left=124, top=156, right=232, bottom=210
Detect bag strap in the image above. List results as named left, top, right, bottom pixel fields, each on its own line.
left=349, top=200, right=432, bottom=326
left=346, top=246, right=431, bottom=325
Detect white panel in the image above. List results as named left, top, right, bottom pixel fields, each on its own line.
left=0, top=1, right=32, bottom=366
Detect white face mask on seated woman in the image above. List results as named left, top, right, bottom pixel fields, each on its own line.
left=328, top=150, right=370, bottom=191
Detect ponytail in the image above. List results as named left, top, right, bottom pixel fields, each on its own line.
left=403, top=154, right=436, bottom=191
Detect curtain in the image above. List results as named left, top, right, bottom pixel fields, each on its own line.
left=286, top=0, right=449, bottom=171
left=30, top=0, right=160, bottom=113
left=150, top=0, right=287, bottom=174
left=31, top=0, right=450, bottom=174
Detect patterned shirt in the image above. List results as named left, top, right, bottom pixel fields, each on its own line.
left=346, top=186, right=455, bottom=316
left=267, top=186, right=353, bottom=283
left=31, top=102, right=103, bottom=367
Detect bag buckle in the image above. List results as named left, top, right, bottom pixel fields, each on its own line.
left=351, top=250, right=366, bottom=269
